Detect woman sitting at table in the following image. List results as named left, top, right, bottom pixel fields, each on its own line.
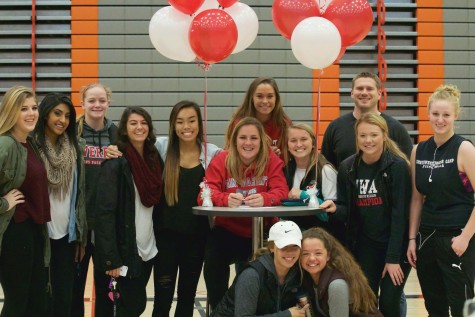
left=283, top=123, right=337, bottom=232
left=199, top=117, right=288, bottom=309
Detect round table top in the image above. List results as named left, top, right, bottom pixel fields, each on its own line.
left=192, top=206, right=324, bottom=217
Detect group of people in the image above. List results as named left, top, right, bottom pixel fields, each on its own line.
left=0, top=71, right=473, bottom=317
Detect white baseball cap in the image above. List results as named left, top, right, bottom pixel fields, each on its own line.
left=268, top=221, right=302, bottom=248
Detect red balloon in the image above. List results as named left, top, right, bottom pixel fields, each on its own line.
left=323, top=0, right=374, bottom=47
left=272, top=0, right=320, bottom=40
left=218, top=0, right=238, bottom=8
left=189, top=9, right=238, bottom=64
left=168, top=0, right=205, bottom=15
left=333, top=46, right=346, bottom=64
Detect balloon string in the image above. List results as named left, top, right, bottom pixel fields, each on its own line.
left=315, top=69, right=323, bottom=183
left=203, top=67, right=208, bottom=167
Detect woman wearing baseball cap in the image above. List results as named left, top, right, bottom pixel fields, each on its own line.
left=213, top=220, right=308, bottom=316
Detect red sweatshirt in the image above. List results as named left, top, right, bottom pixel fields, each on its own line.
left=199, top=150, right=287, bottom=238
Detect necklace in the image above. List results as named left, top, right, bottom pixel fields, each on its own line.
left=428, top=147, right=437, bottom=182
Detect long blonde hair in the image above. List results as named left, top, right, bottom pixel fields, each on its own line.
left=355, top=113, right=410, bottom=166
left=301, top=228, right=377, bottom=314
left=226, top=117, right=271, bottom=183
left=0, top=86, right=36, bottom=135
left=76, top=83, right=112, bottom=136
left=285, top=123, right=334, bottom=186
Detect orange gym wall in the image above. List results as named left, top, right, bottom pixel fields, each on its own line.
left=416, top=0, right=444, bottom=142
left=71, top=0, right=99, bottom=115
left=312, top=65, right=340, bottom=148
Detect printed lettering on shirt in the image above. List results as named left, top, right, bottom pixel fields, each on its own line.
left=225, top=176, right=269, bottom=189
left=356, top=179, right=383, bottom=207
left=83, top=145, right=108, bottom=165
left=416, top=158, right=455, bottom=170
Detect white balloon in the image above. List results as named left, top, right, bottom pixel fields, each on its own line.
left=148, top=6, right=195, bottom=62
left=196, top=0, right=220, bottom=14
left=226, top=3, right=259, bottom=54
left=291, top=17, right=341, bottom=69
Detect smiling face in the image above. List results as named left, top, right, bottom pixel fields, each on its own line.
left=351, top=77, right=381, bottom=114
left=45, top=103, right=70, bottom=143
left=12, top=97, right=38, bottom=140
left=300, top=238, right=330, bottom=283
left=429, top=99, right=458, bottom=137
left=253, top=83, right=276, bottom=123
left=126, top=113, right=149, bottom=148
left=175, top=106, right=199, bottom=144
left=236, top=124, right=261, bottom=166
left=357, top=121, right=385, bottom=163
left=287, top=127, right=314, bottom=165
left=272, top=244, right=301, bottom=274
left=82, top=86, right=110, bottom=122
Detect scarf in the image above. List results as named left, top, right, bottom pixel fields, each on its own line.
left=124, top=144, right=162, bottom=207
left=40, top=134, right=76, bottom=199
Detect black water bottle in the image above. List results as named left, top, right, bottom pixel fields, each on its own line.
left=294, top=289, right=315, bottom=317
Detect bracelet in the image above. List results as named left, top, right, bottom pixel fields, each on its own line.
left=409, top=238, right=416, bottom=240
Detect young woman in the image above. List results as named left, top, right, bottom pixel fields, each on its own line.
left=71, top=83, right=118, bottom=317
left=407, top=85, right=475, bottom=317
left=0, top=86, right=50, bottom=316
left=33, top=93, right=86, bottom=317
left=300, top=227, right=380, bottom=317
left=152, top=101, right=221, bottom=317
left=200, top=117, right=288, bottom=309
left=321, top=113, right=411, bottom=317
left=213, top=220, right=307, bottom=317
left=224, top=77, right=291, bottom=158
left=95, top=106, right=162, bottom=316
left=283, top=123, right=337, bottom=231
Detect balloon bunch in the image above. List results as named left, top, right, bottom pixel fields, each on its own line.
left=149, top=0, right=259, bottom=65
left=272, top=0, right=374, bottom=69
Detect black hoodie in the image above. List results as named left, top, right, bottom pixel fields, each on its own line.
left=81, top=118, right=118, bottom=229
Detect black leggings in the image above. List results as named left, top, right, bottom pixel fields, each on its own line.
left=152, top=229, right=207, bottom=317
left=0, top=220, right=47, bottom=317
left=355, top=235, right=411, bottom=317
left=203, top=227, right=252, bottom=309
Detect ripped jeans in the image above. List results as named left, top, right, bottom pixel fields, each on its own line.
left=152, top=229, right=207, bottom=317
left=416, top=226, right=475, bottom=317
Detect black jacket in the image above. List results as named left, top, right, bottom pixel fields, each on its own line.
left=334, top=150, right=411, bottom=263
left=95, top=157, right=144, bottom=278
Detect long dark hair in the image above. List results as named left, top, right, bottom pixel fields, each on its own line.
left=225, top=77, right=290, bottom=152
left=164, top=100, right=203, bottom=205
left=34, top=93, right=81, bottom=164
left=117, top=106, right=160, bottom=168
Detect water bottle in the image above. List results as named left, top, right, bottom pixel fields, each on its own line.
left=295, top=290, right=314, bottom=317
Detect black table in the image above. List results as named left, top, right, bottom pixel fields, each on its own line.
left=192, top=206, right=324, bottom=253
